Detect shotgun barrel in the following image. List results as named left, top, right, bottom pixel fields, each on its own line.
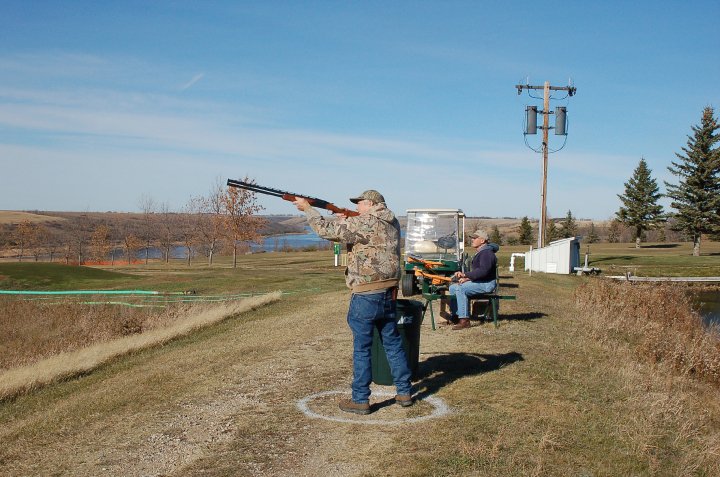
left=226, top=179, right=359, bottom=217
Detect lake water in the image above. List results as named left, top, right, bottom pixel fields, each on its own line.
left=698, top=290, right=720, bottom=327
left=251, top=228, right=331, bottom=252
left=127, top=227, right=331, bottom=259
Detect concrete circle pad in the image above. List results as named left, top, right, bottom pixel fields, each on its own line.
left=297, top=390, right=451, bottom=425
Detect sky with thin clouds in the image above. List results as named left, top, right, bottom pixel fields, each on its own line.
left=1, top=1, right=718, bottom=220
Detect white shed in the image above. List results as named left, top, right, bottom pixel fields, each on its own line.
left=525, top=237, right=581, bottom=275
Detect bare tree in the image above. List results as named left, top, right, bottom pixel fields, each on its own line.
left=178, top=199, right=201, bottom=266
left=138, top=195, right=157, bottom=264
left=157, top=202, right=176, bottom=263
left=46, top=228, right=61, bottom=262
left=12, top=220, right=36, bottom=262
left=108, top=215, right=122, bottom=265
left=197, top=179, right=227, bottom=265
left=0, top=225, right=8, bottom=259
left=90, top=224, right=113, bottom=263
left=31, top=224, right=50, bottom=262
left=66, top=213, right=91, bottom=265
left=123, top=234, right=143, bottom=265
left=222, top=177, right=266, bottom=268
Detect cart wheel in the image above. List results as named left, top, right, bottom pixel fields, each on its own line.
left=401, top=273, right=416, bottom=297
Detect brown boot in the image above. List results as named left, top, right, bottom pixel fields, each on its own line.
left=395, top=394, right=414, bottom=407
left=338, top=399, right=371, bottom=415
left=452, top=318, right=471, bottom=330
left=442, top=315, right=459, bottom=326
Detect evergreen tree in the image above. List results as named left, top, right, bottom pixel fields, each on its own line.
left=560, top=210, right=578, bottom=238
left=518, top=216, right=534, bottom=245
left=607, top=219, right=623, bottom=243
left=665, top=107, right=720, bottom=256
left=489, top=225, right=502, bottom=245
left=546, top=219, right=559, bottom=242
left=586, top=222, right=599, bottom=243
left=616, top=158, right=665, bottom=248
left=657, top=226, right=666, bottom=243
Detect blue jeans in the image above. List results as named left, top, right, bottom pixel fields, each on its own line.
left=346, top=289, right=412, bottom=403
left=449, top=280, right=497, bottom=318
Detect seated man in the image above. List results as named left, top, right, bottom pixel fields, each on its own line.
left=448, top=228, right=498, bottom=330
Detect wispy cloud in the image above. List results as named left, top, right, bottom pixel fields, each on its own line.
left=180, top=73, right=205, bottom=91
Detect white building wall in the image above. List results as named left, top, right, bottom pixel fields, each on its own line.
left=525, top=237, right=581, bottom=274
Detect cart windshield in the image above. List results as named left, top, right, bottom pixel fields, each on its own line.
left=404, top=209, right=464, bottom=262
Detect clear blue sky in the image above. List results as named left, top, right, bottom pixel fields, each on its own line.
left=1, top=1, right=718, bottom=220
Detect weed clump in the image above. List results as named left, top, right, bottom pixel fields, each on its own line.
left=575, top=280, right=720, bottom=385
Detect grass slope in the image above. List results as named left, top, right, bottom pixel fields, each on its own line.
left=0, top=263, right=140, bottom=290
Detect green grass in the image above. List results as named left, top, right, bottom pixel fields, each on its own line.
left=0, top=262, right=140, bottom=290
left=3, top=241, right=720, bottom=294
left=0, top=251, right=347, bottom=294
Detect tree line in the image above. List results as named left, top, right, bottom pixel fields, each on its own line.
left=471, top=211, right=685, bottom=248
left=0, top=177, right=268, bottom=267
left=615, top=106, right=720, bottom=255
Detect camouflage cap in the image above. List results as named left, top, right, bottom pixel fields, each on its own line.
left=470, top=228, right=489, bottom=240
left=350, top=190, right=385, bottom=204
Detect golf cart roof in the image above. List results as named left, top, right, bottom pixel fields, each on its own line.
left=406, top=208, right=465, bottom=216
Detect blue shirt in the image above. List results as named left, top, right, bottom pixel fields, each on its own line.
left=466, top=244, right=497, bottom=282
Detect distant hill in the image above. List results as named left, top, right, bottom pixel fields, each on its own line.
left=0, top=210, right=608, bottom=237
left=0, top=211, right=306, bottom=236
left=0, top=211, right=66, bottom=225
left=4, top=210, right=651, bottom=249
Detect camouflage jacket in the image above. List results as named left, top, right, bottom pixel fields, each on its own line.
left=304, top=203, right=401, bottom=293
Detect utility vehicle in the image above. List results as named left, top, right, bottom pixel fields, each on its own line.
left=401, top=209, right=466, bottom=297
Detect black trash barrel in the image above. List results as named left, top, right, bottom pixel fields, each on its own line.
left=371, top=299, right=424, bottom=385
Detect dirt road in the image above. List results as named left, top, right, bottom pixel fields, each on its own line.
left=0, top=284, right=527, bottom=476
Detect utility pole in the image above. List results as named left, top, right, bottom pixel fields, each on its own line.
left=516, top=80, right=576, bottom=248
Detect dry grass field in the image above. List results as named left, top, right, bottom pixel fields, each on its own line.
left=1, top=253, right=719, bottom=476
left=0, top=210, right=65, bottom=225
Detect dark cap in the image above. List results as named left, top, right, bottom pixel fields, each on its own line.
left=350, top=190, right=385, bottom=204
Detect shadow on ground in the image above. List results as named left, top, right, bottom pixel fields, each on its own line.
left=588, top=255, right=635, bottom=263
left=411, top=351, right=524, bottom=400
left=466, top=310, right=546, bottom=325
left=498, top=311, right=546, bottom=322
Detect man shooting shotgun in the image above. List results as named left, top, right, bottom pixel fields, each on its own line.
left=226, top=179, right=358, bottom=217
left=225, top=179, right=413, bottom=413
left=294, top=189, right=414, bottom=415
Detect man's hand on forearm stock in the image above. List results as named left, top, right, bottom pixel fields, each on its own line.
left=293, top=197, right=311, bottom=211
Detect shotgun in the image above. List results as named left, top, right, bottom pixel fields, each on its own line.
left=226, top=179, right=359, bottom=217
